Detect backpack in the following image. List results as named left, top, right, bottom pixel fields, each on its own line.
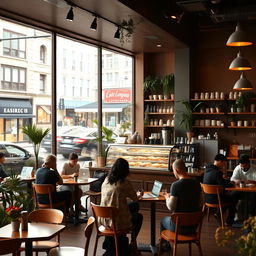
left=90, top=170, right=108, bottom=192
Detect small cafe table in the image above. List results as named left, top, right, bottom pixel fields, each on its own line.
left=63, top=177, right=98, bottom=224
left=0, top=223, right=65, bottom=256
left=139, top=192, right=165, bottom=255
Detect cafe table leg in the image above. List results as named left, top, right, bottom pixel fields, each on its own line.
left=25, top=241, right=33, bottom=256
left=73, top=185, right=87, bottom=225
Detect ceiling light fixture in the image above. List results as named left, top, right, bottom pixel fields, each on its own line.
left=90, top=17, right=97, bottom=31
left=114, top=27, right=120, bottom=39
left=66, top=6, right=74, bottom=21
left=226, top=23, right=253, bottom=47
left=229, top=51, right=252, bottom=71
left=233, top=72, right=253, bottom=91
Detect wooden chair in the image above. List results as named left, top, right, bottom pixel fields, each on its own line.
left=159, top=211, right=204, bottom=256
left=91, top=202, right=136, bottom=256
left=0, top=239, right=21, bottom=256
left=48, top=216, right=95, bottom=256
left=33, top=184, right=66, bottom=213
left=200, top=183, right=231, bottom=227
left=19, top=209, right=64, bottom=256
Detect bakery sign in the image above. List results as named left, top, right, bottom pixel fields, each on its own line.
left=104, top=89, right=131, bottom=103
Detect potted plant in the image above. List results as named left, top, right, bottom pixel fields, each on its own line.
left=228, top=117, right=236, bottom=127
left=22, top=125, right=50, bottom=170
left=119, top=18, right=135, bottom=45
left=144, top=76, right=154, bottom=99
left=118, top=121, right=131, bottom=137
left=178, top=100, right=202, bottom=142
left=151, top=76, right=161, bottom=100
left=162, top=74, right=174, bottom=100
left=235, top=92, right=255, bottom=112
left=93, top=120, right=115, bottom=167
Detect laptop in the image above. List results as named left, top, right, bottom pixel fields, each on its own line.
left=143, top=180, right=163, bottom=199
left=20, top=166, right=34, bottom=179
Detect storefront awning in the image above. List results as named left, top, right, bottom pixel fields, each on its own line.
left=75, top=102, right=130, bottom=113
left=0, top=98, right=34, bottom=118
left=64, top=100, right=90, bottom=109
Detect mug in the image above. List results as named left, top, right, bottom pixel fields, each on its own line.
left=194, top=92, right=199, bottom=99
left=211, top=120, right=216, bottom=126
left=215, top=92, right=219, bottom=99
left=210, top=92, right=214, bottom=99
left=205, top=92, right=209, bottom=99
left=200, top=92, right=204, bottom=99
left=216, top=120, right=221, bottom=126
left=237, top=120, right=242, bottom=127
left=229, top=92, right=233, bottom=99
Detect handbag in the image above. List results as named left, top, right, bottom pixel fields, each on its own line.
left=90, top=170, right=108, bottom=192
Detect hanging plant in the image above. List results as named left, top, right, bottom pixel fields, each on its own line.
left=119, top=18, right=135, bottom=45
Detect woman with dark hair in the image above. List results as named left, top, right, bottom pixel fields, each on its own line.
left=100, top=158, right=143, bottom=256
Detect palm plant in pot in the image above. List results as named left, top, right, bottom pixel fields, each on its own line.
left=144, top=76, right=154, bottom=100
left=178, top=100, right=202, bottom=142
left=162, top=73, right=174, bottom=100
left=235, top=91, right=255, bottom=112
left=93, top=120, right=115, bottom=167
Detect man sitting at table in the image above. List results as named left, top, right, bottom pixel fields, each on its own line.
left=160, top=159, right=202, bottom=250
left=231, top=154, right=256, bottom=216
left=35, top=154, right=72, bottom=215
left=203, top=153, right=240, bottom=225
left=0, top=152, right=8, bottom=182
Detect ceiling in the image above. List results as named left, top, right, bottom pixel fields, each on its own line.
left=0, top=0, right=187, bottom=54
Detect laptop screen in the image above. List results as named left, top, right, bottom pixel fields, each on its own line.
left=20, top=166, right=34, bottom=179
left=152, top=180, right=163, bottom=196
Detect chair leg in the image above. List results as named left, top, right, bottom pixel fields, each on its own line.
left=114, top=235, right=119, bottom=256
left=219, top=206, right=224, bottom=227
left=188, top=242, right=192, bottom=256
left=207, top=207, right=210, bottom=222
left=172, top=242, right=177, bottom=256
left=158, top=237, right=164, bottom=255
left=196, top=241, right=203, bottom=256
left=93, top=235, right=99, bottom=256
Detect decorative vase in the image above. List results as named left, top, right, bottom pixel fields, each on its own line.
left=96, top=156, right=105, bottom=167
left=11, top=220, right=21, bottom=232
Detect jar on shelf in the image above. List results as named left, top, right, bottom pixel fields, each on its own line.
left=210, top=92, right=214, bottom=99
left=200, top=92, right=204, bottom=99
left=205, top=119, right=210, bottom=126
left=229, top=91, right=233, bottom=99
left=244, top=120, right=249, bottom=127
left=162, top=107, right=166, bottom=113
left=205, top=92, right=209, bottom=99
left=211, top=120, right=216, bottom=126
left=150, top=119, right=154, bottom=125
left=215, top=92, right=219, bottom=99
left=237, top=120, right=242, bottom=127
left=220, top=92, right=225, bottom=99
left=159, top=106, right=162, bottom=113
left=154, top=119, right=158, bottom=126
left=159, top=119, right=163, bottom=126
left=170, top=106, right=174, bottom=113
left=251, top=104, right=256, bottom=113
left=200, top=120, right=205, bottom=126
left=233, top=92, right=238, bottom=99
left=167, top=119, right=171, bottom=126
left=194, top=92, right=199, bottom=99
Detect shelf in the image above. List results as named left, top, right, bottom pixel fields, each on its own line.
left=192, top=126, right=225, bottom=128
left=227, top=98, right=256, bottom=101
left=191, top=99, right=225, bottom=101
left=227, top=112, right=256, bottom=115
left=148, top=112, right=174, bottom=115
left=193, top=112, right=225, bottom=115
left=227, top=157, right=256, bottom=160
left=144, top=125, right=174, bottom=128
left=228, top=126, right=256, bottom=128
left=144, top=99, right=174, bottom=102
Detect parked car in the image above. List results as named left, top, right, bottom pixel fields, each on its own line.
left=42, top=126, right=117, bottom=159
left=0, top=141, right=43, bottom=175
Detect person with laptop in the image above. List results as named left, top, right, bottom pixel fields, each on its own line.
left=160, top=159, right=202, bottom=250
left=59, top=152, right=86, bottom=213
left=0, top=152, right=8, bottom=182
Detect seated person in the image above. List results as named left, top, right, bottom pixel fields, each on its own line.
left=0, top=152, right=8, bottom=182
left=203, top=153, right=240, bottom=225
left=59, top=152, right=86, bottom=212
left=231, top=154, right=256, bottom=216
left=35, top=154, right=72, bottom=214
left=100, top=158, right=143, bottom=256
left=161, top=159, right=202, bottom=239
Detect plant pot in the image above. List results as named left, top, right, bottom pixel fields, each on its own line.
left=153, top=95, right=158, bottom=100
left=230, top=122, right=235, bottom=127
left=164, top=95, right=169, bottom=100
left=171, top=94, right=175, bottom=100
left=96, top=156, right=105, bottom=167
left=237, top=108, right=242, bottom=113
left=148, top=95, right=153, bottom=100
left=158, top=95, right=163, bottom=100
left=186, top=132, right=194, bottom=143
left=11, top=220, right=21, bottom=232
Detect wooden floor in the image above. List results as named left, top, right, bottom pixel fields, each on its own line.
left=58, top=209, right=237, bottom=256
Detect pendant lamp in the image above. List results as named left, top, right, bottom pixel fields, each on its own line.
left=233, top=72, right=253, bottom=91
left=226, top=23, right=253, bottom=47
left=229, top=51, right=252, bottom=71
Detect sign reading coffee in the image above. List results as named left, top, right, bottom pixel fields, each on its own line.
left=104, top=89, right=131, bottom=103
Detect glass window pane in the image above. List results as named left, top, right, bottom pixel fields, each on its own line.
left=12, top=68, right=18, bottom=82
left=4, top=67, right=11, bottom=81
left=19, top=69, right=25, bottom=83
left=19, top=39, right=25, bottom=51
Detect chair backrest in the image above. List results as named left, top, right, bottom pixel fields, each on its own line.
left=200, top=183, right=224, bottom=195
left=28, top=209, right=64, bottom=224
left=33, top=184, right=55, bottom=208
left=0, top=239, right=21, bottom=255
left=84, top=216, right=95, bottom=254
left=91, top=202, right=118, bottom=232
left=171, top=211, right=204, bottom=240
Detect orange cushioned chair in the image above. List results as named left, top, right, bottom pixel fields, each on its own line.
left=0, top=239, right=21, bottom=256
left=49, top=216, right=95, bottom=256
left=200, top=183, right=231, bottom=227
left=91, top=202, right=137, bottom=256
left=159, top=211, right=204, bottom=256
left=19, top=209, right=64, bottom=256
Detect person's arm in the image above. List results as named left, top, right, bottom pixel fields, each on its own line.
left=60, top=163, right=78, bottom=179
left=53, top=169, right=63, bottom=185
left=230, top=166, right=241, bottom=184
left=165, top=195, right=177, bottom=213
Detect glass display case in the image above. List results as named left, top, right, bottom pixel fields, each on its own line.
left=105, top=144, right=174, bottom=171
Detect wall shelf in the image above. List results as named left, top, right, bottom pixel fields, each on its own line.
left=227, top=157, right=256, bottom=160
left=193, top=112, right=225, bottom=115
left=144, top=125, right=174, bottom=128
left=227, top=112, right=256, bottom=115
left=191, top=99, right=225, bottom=101
left=227, top=126, right=256, bottom=129
left=144, top=99, right=174, bottom=102
left=148, top=112, right=174, bottom=115
left=192, top=126, right=225, bottom=128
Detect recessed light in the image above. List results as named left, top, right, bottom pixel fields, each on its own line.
left=156, top=44, right=162, bottom=47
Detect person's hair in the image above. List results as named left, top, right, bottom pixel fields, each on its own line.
left=214, top=154, right=227, bottom=162
left=69, top=152, right=78, bottom=160
left=43, top=154, right=56, bottom=167
left=239, top=154, right=250, bottom=164
left=0, top=152, right=5, bottom=158
left=108, top=158, right=129, bottom=185
left=172, top=159, right=186, bottom=172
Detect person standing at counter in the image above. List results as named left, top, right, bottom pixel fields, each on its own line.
left=0, top=152, right=8, bottom=181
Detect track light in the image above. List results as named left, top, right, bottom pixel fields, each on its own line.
left=233, top=72, right=253, bottom=91
left=229, top=51, right=252, bottom=71
left=66, top=7, right=74, bottom=22
left=90, top=17, right=97, bottom=31
left=114, top=27, right=120, bottom=39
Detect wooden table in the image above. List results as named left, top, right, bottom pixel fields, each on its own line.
left=139, top=192, right=165, bottom=255
left=0, top=223, right=65, bottom=256
left=63, top=178, right=98, bottom=224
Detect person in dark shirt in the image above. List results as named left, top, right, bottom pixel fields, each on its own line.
left=203, top=154, right=240, bottom=225
left=160, top=159, right=202, bottom=236
left=35, top=154, right=72, bottom=214
left=0, top=152, right=8, bottom=181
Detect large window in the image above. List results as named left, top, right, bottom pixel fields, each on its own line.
left=40, top=45, right=46, bottom=63
left=1, top=65, right=26, bottom=91
left=40, top=74, right=46, bottom=92
left=37, top=105, right=51, bottom=124
left=3, top=29, right=26, bottom=58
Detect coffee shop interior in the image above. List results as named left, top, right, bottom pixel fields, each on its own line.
left=1, top=0, right=256, bottom=255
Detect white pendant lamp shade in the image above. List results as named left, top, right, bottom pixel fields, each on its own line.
left=229, top=51, right=252, bottom=70
left=233, top=72, right=253, bottom=91
left=226, top=24, right=253, bottom=47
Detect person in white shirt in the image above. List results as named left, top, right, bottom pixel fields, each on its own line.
left=231, top=154, right=256, bottom=216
